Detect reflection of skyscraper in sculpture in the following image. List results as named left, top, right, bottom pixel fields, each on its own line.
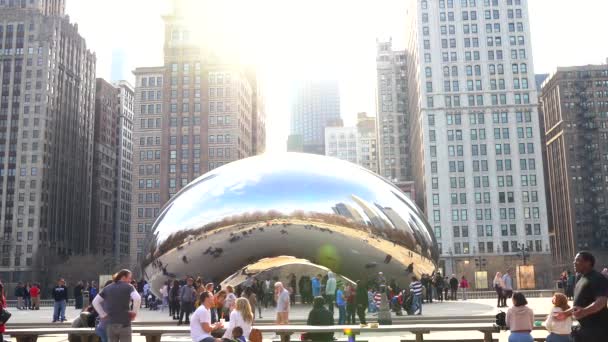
left=374, top=205, right=417, bottom=250
left=332, top=203, right=364, bottom=223
left=350, top=195, right=390, bottom=229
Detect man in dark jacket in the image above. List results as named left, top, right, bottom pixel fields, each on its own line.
left=52, top=278, right=68, bottom=322
left=15, top=282, right=25, bottom=310
left=434, top=273, right=444, bottom=302
left=306, top=296, right=334, bottom=342
left=74, top=281, right=84, bottom=309
left=355, top=280, right=368, bottom=325
left=449, top=275, right=459, bottom=301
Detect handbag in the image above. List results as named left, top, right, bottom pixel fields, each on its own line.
left=0, top=307, right=12, bottom=324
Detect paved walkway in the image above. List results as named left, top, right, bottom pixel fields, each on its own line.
left=6, top=297, right=560, bottom=342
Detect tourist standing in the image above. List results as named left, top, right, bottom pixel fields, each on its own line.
left=502, top=269, right=514, bottom=307
left=179, top=277, right=196, bottom=325
left=14, top=282, right=24, bottom=310
left=335, top=285, right=346, bottom=325
left=74, top=281, right=84, bottom=309
left=52, top=278, right=68, bottom=323
left=422, top=274, right=432, bottom=303
left=449, top=275, right=458, bottom=301
left=224, top=285, right=237, bottom=312
left=444, top=277, right=449, bottom=300
left=143, top=282, right=150, bottom=308
left=222, top=298, right=253, bottom=340
left=30, top=283, right=40, bottom=310
left=493, top=272, right=506, bottom=307
left=89, top=282, right=98, bottom=305
left=160, top=281, right=169, bottom=311
left=263, top=278, right=273, bottom=308
left=355, top=280, right=367, bottom=325
left=544, top=293, right=572, bottom=342
left=554, top=251, right=608, bottom=342
left=409, top=276, right=423, bottom=315
left=289, top=274, right=297, bottom=305
left=170, top=280, right=181, bottom=320
left=311, top=275, right=321, bottom=298
left=506, top=292, right=534, bottom=342
left=460, top=276, right=470, bottom=301
left=243, top=287, right=259, bottom=320
left=274, top=282, right=290, bottom=325
left=566, top=271, right=576, bottom=300
left=92, top=269, right=141, bottom=342
left=345, top=284, right=356, bottom=324
left=190, top=292, right=223, bottom=342
left=23, top=283, right=31, bottom=310
left=325, top=272, right=336, bottom=315
left=306, top=296, right=334, bottom=342
left=367, top=288, right=376, bottom=313
left=434, top=273, right=444, bottom=302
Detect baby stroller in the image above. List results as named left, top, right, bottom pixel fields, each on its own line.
left=148, top=295, right=161, bottom=311
left=390, top=294, right=403, bottom=316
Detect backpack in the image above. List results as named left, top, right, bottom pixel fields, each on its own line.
left=495, top=311, right=507, bottom=329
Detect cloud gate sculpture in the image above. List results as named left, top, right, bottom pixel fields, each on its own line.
left=143, top=153, right=438, bottom=295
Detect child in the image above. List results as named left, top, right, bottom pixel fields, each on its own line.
left=232, top=326, right=246, bottom=342
left=544, top=293, right=572, bottom=342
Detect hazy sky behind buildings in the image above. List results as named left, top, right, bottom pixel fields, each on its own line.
left=66, top=0, right=608, bottom=152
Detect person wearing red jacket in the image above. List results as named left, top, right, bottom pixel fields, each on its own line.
left=30, top=283, right=40, bottom=310
left=460, top=276, right=470, bottom=301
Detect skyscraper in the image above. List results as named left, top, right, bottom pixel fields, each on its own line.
left=376, top=39, right=410, bottom=182
left=130, top=0, right=266, bottom=268
left=289, top=80, right=341, bottom=155
left=540, top=64, right=608, bottom=272
left=0, top=1, right=96, bottom=280
left=91, top=79, right=134, bottom=267
left=405, top=0, right=551, bottom=281
left=92, top=79, right=120, bottom=259
left=114, top=80, right=134, bottom=265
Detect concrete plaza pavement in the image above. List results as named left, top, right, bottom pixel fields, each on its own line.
left=6, top=297, right=561, bottom=342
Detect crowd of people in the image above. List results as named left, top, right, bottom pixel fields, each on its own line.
left=0, top=251, right=606, bottom=342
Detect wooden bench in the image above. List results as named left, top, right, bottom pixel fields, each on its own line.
left=4, top=323, right=503, bottom=342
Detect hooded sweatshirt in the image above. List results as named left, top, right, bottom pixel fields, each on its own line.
left=506, top=305, right=534, bottom=331
left=325, top=272, right=336, bottom=296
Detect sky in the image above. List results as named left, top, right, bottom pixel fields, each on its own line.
left=65, top=0, right=608, bottom=152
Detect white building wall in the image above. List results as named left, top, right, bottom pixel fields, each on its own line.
left=407, top=0, right=550, bottom=274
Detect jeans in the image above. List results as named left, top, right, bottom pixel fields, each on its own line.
left=53, top=300, right=66, bottom=322
left=24, top=297, right=31, bottom=309
left=461, top=288, right=468, bottom=300
left=346, top=302, right=356, bottom=324
left=337, top=305, right=346, bottom=325
left=75, top=296, right=83, bottom=309
left=425, top=286, right=433, bottom=303
left=17, top=297, right=23, bottom=309
left=325, top=295, right=335, bottom=315
left=508, top=332, right=533, bottom=342
left=96, top=323, right=108, bottom=342
left=546, top=333, right=571, bottom=342
left=106, top=323, right=132, bottom=342
left=410, top=294, right=422, bottom=315
left=368, top=300, right=376, bottom=313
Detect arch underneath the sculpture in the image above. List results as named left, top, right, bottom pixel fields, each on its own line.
left=220, top=255, right=356, bottom=289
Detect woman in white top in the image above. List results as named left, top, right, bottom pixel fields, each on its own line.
left=493, top=272, right=506, bottom=308
left=544, top=293, right=572, bottom=342
left=224, top=285, right=238, bottom=312
left=160, top=282, right=169, bottom=311
left=222, top=298, right=254, bottom=340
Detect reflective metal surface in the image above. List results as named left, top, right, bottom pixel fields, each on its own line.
left=143, top=153, right=438, bottom=295
left=220, top=256, right=355, bottom=288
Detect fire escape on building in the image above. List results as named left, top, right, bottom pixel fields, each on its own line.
left=573, top=74, right=605, bottom=250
